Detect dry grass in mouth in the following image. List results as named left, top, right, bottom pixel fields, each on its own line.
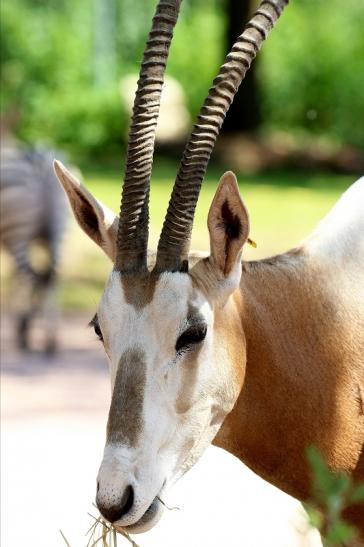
left=59, top=497, right=179, bottom=546
left=60, top=511, right=140, bottom=547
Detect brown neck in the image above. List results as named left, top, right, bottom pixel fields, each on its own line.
left=213, top=249, right=363, bottom=501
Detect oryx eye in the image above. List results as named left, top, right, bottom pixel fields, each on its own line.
left=176, top=324, right=207, bottom=353
left=94, top=322, right=103, bottom=341
left=89, top=315, right=103, bottom=342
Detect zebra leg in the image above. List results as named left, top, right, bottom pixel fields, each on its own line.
left=17, top=311, right=32, bottom=351
left=30, top=258, right=60, bottom=355
left=40, top=274, right=60, bottom=355
left=42, top=225, right=66, bottom=354
left=16, top=265, right=59, bottom=354
left=6, top=239, right=38, bottom=351
left=16, top=269, right=42, bottom=352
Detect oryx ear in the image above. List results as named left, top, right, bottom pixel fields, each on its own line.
left=207, top=171, right=249, bottom=276
left=54, top=160, right=118, bottom=262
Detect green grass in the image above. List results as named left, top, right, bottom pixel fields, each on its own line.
left=85, top=163, right=351, bottom=253
left=0, top=162, right=353, bottom=310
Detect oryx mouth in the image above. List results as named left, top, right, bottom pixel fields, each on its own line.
left=115, top=482, right=166, bottom=533
left=119, top=496, right=161, bottom=532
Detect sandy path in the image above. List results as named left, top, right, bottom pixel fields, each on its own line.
left=1, top=313, right=321, bottom=547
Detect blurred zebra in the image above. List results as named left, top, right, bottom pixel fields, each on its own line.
left=0, top=145, right=69, bottom=353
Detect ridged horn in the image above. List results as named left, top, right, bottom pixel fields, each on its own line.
left=116, top=0, right=182, bottom=272
left=155, top=0, right=289, bottom=272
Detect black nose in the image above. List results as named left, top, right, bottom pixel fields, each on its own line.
left=97, top=485, right=134, bottom=523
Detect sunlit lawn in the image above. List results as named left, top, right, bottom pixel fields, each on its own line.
left=1, top=159, right=354, bottom=310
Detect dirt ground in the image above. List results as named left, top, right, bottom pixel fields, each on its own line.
left=1, top=312, right=322, bottom=547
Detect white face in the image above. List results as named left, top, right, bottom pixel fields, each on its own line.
left=54, top=161, right=248, bottom=533
left=94, top=269, right=232, bottom=532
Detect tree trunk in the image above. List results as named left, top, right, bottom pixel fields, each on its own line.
left=222, top=0, right=261, bottom=134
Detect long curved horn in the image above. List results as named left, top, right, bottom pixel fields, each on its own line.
left=116, top=0, right=182, bottom=272
left=155, top=0, right=288, bottom=272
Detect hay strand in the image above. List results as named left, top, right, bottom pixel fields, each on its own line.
left=60, top=510, right=140, bottom=547
left=157, top=496, right=180, bottom=511
left=60, top=530, right=72, bottom=547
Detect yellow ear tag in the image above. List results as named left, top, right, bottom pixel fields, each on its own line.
left=247, top=238, right=257, bottom=248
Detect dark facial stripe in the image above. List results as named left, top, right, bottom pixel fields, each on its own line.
left=120, top=271, right=158, bottom=309
left=107, top=347, right=146, bottom=447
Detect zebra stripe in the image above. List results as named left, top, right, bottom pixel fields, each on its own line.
left=0, top=144, right=70, bottom=351
left=1, top=145, right=68, bottom=276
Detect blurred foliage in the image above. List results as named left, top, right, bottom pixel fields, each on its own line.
left=1, top=0, right=364, bottom=157
left=305, top=446, right=364, bottom=546
left=261, top=0, right=364, bottom=149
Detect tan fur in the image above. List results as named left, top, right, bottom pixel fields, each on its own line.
left=209, top=248, right=364, bottom=538
left=194, top=175, right=364, bottom=539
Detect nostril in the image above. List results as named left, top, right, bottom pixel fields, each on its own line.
left=97, top=485, right=134, bottom=523
left=120, top=484, right=134, bottom=516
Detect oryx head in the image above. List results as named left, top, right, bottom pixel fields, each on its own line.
left=55, top=0, right=288, bottom=533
